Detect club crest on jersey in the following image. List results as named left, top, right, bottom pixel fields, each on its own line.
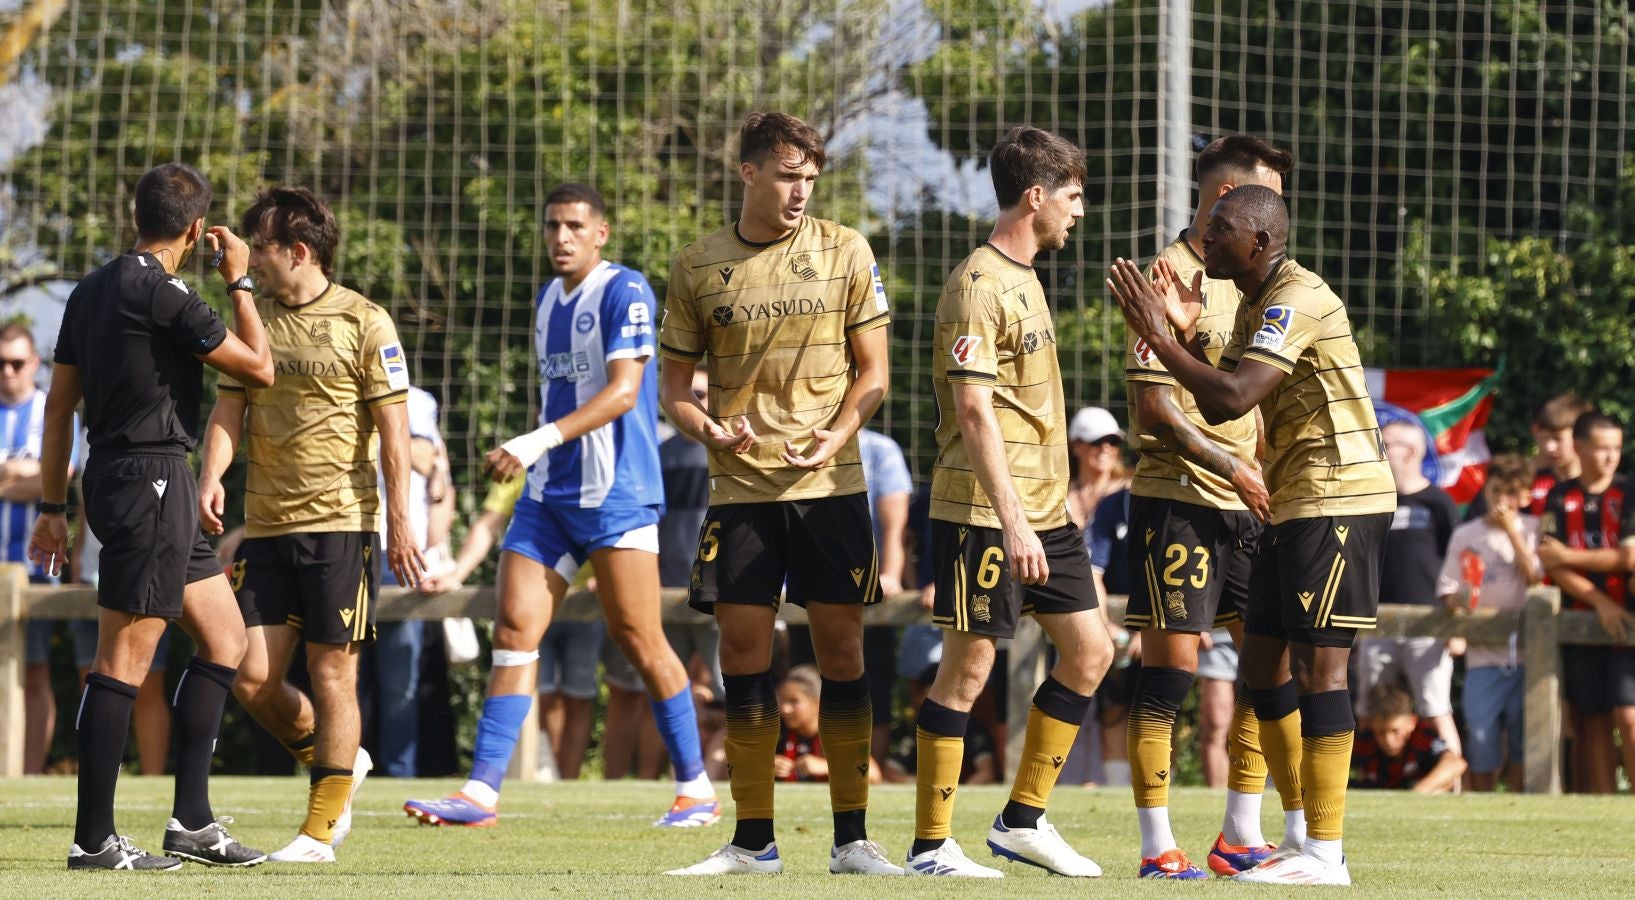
left=1252, top=305, right=1295, bottom=351
left=575, top=311, right=596, bottom=334
left=310, top=320, right=332, bottom=344
left=1165, top=590, right=1186, bottom=620
left=971, top=594, right=992, bottom=623
left=379, top=343, right=410, bottom=391
left=1133, top=338, right=1156, bottom=367
left=789, top=252, right=818, bottom=281
left=949, top=335, right=982, bottom=368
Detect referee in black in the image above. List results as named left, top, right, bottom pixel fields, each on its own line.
left=29, top=163, right=275, bottom=871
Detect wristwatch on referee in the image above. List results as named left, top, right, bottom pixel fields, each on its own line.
left=35, top=500, right=67, bottom=515
left=227, top=275, right=256, bottom=295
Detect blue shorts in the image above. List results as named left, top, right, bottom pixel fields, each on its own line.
left=500, top=497, right=660, bottom=581
left=1462, top=665, right=1525, bottom=775
left=538, top=618, right=605, bottom=699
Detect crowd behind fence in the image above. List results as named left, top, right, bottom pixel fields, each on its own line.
left=5, top=567, right=1628, bottom=796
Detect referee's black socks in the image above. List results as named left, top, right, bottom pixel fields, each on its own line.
left=170, top=657, right=238, bottom=830
left=75, top=672, right=138, bottom=850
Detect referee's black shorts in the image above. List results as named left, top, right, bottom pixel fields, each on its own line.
left=83, top=450, right=220, bottom=619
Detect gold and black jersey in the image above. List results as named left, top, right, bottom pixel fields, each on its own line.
left=930, top=243, right=1068, bottom=531
left=1126, top=235, right=1258, bottom=510
left=220, top=283, right=409, bottom=537
left=1220, top=259, right=1396, bottom=523
left=658, top=216, right=890, bottom=505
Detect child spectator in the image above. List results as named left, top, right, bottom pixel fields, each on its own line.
left=1350, top=683, right=1466, bottom=793
left=1538, top=412, right=1635, bottom=794
left=1467, top=392, right=1592, bottom=519
left=883, top=664, right=999, bottom=786
left=1439, top=454, right=1541, bottom=792
left=773, top=665, right=882, bottom=784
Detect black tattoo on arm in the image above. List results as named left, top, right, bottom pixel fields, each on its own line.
left=1135, top=381, right=1243, bottom=482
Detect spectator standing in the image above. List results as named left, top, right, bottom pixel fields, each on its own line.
left=1350, top=683, right=1465, bottom=793
left=1439, top=454, right=1540, bottom=792
left=1468, top=393, right=1592, bottom=520
left=11, top=327, right=83, bottom=774
left=1538, top=412, right=1635, bottom=794
left=370, top=385, right=453, bottom=777
left=1067, top=408, right=1133, bottom=790
left=1354, top=421, right=1461, bottom=758
left=1066, top=406, right=1129, bottom=529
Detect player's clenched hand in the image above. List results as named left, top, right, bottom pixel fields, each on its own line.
left=204, top=226, right=250, bottom=283
left=387, top=526, right=428, bottom=590
left=483, top=446, right=525, bottom=482
left=198, top=478, right=228, bottom=535
left=783, top=428, right=844, bottom=468
left=1107, top=257, right=1170, bottom=343
left=27, top=513, right=68, bottom=577
left=1003, top=526, right=1049, bottom=586
left=702, top=416, right=756, bottom=454
left=772, top=754, right=795, bottom=780
left=1230, top=461, right=1273, bottom=523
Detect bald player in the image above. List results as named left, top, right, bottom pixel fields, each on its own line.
left=1110, top=184, right=1396, bottom=886
left=1122, top=136, right=1306, bottom=879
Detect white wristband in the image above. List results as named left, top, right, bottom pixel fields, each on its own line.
left=500, top=422, right=564, bottom=469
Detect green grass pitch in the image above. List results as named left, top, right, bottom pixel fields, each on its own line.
left=2, top=777, right=1633, bottom=896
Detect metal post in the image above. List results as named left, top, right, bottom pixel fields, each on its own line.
left=1, top=563, right=26, bottom=776
left=1157, top=0, right=1193, bottom=254
left=1522, top=588, right=1562, bottom=795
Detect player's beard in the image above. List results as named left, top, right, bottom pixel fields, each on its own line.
left=1033, top=210, right=1069, bottom=252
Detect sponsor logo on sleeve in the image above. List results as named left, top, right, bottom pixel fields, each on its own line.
left=1251, top=305, right=1295, bottom=351
left=1133, top=337, right=1156, bottom=367
left=870, top=263, right=888, bottom=312
left=379, top=343, right=410, bottom=391
left=949, top=335, right=982, bottom=368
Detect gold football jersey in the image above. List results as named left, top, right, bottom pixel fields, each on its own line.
left=220, top=283, right=409, bottom=537
left=1220, top=260, right=1396, bottom=523
left=658, top=216, right=890, bottom=505
left=1125, top=234, right=1258, bottom=509
left=930, top=243, right=1068, bottom=531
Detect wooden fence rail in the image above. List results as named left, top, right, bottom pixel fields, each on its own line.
left=2, top=565, right=1624, bottom=794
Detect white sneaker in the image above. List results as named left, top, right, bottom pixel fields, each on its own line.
left=1233, top=851, right=1350, bottom=885
left=267, top=833, right=336, bottom=863
left=829, top=839, right=904, bottom=875
left=1248, top=843, right=1305, bottom=870
left=904, top=837, right=1004, bottom=878
left=986, top=813, right=1102, bottom=877
left=331, top=747, right=373, bottom=848
left=664, top=843, right=782, bottom=876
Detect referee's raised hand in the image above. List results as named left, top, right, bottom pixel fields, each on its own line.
left=203, top=225, right=250, bottom=283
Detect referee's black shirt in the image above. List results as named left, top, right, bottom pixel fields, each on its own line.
left=54, top=250, right=228, bottom=453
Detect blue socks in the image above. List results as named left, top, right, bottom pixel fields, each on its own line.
left=650, top=686, right=706, bottom=783
left=469, top=693, right=534, bottom=791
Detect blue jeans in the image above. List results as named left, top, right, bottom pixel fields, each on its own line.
left=374, top=570, right=423, bottom=777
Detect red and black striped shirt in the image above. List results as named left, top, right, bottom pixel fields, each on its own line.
left=1541, top=476, right=1635, bottom=610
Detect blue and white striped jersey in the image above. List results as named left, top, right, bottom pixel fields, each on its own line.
left=525, top=260, right=663, bottom=511
left=0, top=391, right=65, bottom=572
